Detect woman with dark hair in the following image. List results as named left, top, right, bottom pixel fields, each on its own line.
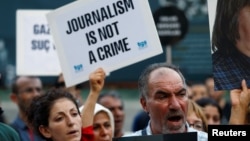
left=196, top=97, right=224, bottom=125
left=27, top=68, right=106, bottom=141
left=212, top=0, right=250, bottom=90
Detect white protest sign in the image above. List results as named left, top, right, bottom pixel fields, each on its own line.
left=16, top=9, right=61, bottom=76
left=47, top=0, right=163, bottom=87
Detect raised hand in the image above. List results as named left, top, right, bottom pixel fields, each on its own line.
left=229, top=79, right=250, bottom=124
left=89, top=68, right=106, bottom=94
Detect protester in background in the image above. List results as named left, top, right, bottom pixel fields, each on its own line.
left=204, top=76, right=231, bottom=123
left=190, top=83, right=209, bottom=101
left=196, top=97, right=223, bottom=125
left=124, top=62, right=207, bottom=141
left=10, top=76, right=44, bottom=141
left=97, top=90, right=127, bottom=137
left=27, top=68, right=106, bottom=141
left=80, top=103, right=114, bottom=141
left=187, top=99, right=207, bottom=132
left=204, top=76, right=214, bottom=97
left=54, top=73, right=84, bottom=107
left=209, top=89, right=231, bottom=123
left=212, top=0, right=250, bottom=90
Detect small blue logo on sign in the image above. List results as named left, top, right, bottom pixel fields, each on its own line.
left=74, top=64, right=83, bottom=73
left=137, top=40, right=147, bottom=49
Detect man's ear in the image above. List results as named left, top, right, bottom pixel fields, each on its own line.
left=39, top=125, right=52, bottom=139
left=10, top=93, right=18, bottom=104
left=140, top=97, right=148, bottom=113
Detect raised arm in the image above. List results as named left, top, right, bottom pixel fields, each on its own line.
left=229, top=79, right=250, bottom=124
left=81, top=68, right=106, bottom=127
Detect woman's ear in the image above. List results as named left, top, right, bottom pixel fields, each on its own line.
left=39, top=125, right=52, bottom=139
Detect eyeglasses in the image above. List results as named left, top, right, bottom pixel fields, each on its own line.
left=189, top=122, right=204, bottom=130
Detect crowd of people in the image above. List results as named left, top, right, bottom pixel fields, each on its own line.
left=0, top=61, right=249, bottom=141
left=1, top=0, right=250, bottom=140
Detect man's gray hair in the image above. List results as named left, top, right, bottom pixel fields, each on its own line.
left=138, top=62, right=186, bottom=99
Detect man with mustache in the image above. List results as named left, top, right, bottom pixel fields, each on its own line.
left=124, top=62, right=207, bottom=141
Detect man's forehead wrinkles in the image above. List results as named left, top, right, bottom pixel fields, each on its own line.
left=152, top=80, right=183, bottom=85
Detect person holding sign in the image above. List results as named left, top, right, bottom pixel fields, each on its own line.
left=229, top=79, right=250, bottom=125
left=27, top=68, right=106, bottom=141
left=123, top=63, right=207, bottom=140
left=212, top=0, right=250, bottom=90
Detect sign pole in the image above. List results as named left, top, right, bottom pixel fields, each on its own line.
left=166, top=45, right=172, bottom=64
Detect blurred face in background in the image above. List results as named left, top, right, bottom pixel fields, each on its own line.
left=93, top=111, right=113, bottom=141
left=98, top=96, right=124, bottom=137
left=203, top=105, right=221, bottom=125
left=190, top=84, right=208, bottom=101
left=187, top=112, right=204, bottom=131
left=205, top=77, right=214, bottom=96
left=209, top=90, right=225, bottom=102
left=11, top=76, right=42, bottom=114
left=205, top=77, right=225, bottom=102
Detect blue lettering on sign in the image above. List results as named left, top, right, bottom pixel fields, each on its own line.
left=74, top=64, right=83, bottom=73
left=137, top=40, right=147, bottom=49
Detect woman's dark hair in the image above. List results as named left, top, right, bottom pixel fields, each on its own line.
left=196, top=97, right=223, bottom=120
left=212, top=0, right=250, bottom=55
left=26, top=88, right=80, bottom=140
